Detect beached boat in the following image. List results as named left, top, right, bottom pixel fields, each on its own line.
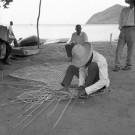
left=18, top=35, right=38, bottom=47
left=12, top=35, right=40, bottom=56
left=12, top=46, right=39, bottom=56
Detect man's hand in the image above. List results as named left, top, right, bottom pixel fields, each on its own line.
left=76, top=86, right=88, bottom=98
left=78, top=89, right=87, bottom=97
left=76, top=85, right=85, bottom=91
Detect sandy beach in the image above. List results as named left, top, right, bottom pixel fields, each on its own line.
left=0, top=41, right=135, bottom=135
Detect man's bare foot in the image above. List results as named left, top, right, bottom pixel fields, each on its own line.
left=57, top=86, right=70, bottom=95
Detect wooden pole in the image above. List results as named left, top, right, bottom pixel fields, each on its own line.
left=133, top=1, right=135, bottom=51
left=109, top=33, right=113, bottom=46
left=37, top=0, right=42, bottom=48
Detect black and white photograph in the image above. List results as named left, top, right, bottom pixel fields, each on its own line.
left=0, top=0, right=135, bottom=135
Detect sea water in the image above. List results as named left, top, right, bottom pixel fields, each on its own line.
left=13, top=24, right=120, bottom=42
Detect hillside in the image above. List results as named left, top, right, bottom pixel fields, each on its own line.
left=86, top=4, right=125, bottom=24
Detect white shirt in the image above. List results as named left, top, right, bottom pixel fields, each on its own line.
left=8, top=25, right=14, bottom=38
left=79, top=51, right=110, bottom=95
left=68, top=31, right=88, bottom=44
left=119, top=7, right=134, bottom=30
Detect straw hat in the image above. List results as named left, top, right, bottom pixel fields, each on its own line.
left=72, top=42, right=93, bottom=68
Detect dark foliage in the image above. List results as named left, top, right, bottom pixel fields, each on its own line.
left=0, top=0, right=13, bottom=8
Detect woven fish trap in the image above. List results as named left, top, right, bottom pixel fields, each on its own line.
left=17, top=88, right=78, bottom=104
left=10, top=63, right=110, bottom=103
left=10, top=63, right=78, bottom=91
left=16, top=85, right=110, bottom=104
left=17, top=89, right=53, bottom=104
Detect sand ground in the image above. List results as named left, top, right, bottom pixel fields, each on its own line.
left=0, top=42, right=135, bottom=135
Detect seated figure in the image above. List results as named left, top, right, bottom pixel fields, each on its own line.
left=61, top=42, right=110, bottom=98
left=65, top=24, right=88, bottom=61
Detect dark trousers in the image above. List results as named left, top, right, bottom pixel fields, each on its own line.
left=3, top=42, right=12, bottom=62
left=65, top=44, right=74, bottom=58
left=61, top=62, right=99, bottom=87
left=115, top=27, right=135, bottom=67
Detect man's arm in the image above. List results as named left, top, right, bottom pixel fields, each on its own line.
left=85, top=64, right=110, bottom=95
left=67, top=33, right=74, bottom=44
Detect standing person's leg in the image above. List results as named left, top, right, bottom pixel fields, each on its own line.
left=113, top=29, right=126, bottom=71
left=122, top=27, right=135, bottom=70
left=61, top=65, right=79, bottom=91
left=85, top=62, right=99, bottom=87
left=3, top=42, right=12, bottom=65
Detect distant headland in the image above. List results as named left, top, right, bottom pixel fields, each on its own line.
left=86, top=4, right=126, bottom=24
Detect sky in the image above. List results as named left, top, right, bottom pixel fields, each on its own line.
left=0, top=0, right=128, bottom=25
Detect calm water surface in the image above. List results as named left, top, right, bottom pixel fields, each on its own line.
left=13, top=24, right=120, bottom=42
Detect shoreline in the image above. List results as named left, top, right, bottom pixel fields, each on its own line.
left=40, top=38, right=118, bottom=45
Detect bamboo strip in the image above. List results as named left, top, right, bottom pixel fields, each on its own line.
left=0, top=101, right=23, bottom=107
left=17, top=104, right=37, bottom=118
left=22, top=100, right=53, bottom=130
left=13, top=103, right=42, bottom=129
left=0, top=82, right=27, bottom=86
left=69, top=98, right=78, bottom=112
left=52, top=89, right=77, bottom=128
left=10, top=99, right=21, bottom=103
left=1, top=73, right=7, bottom=79
left=8, top=86, right=35, bottom=91
left=9, top=103, right=28, bottom=116
left=47, top=98, right=61, bottom=118
left=52, top=97, right=73, bottom=129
